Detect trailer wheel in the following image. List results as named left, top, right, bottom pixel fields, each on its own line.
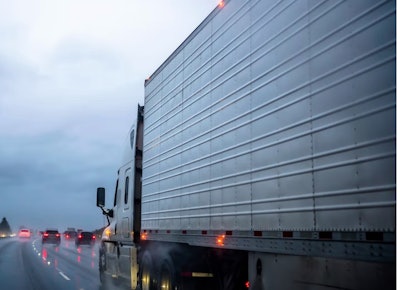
left=141, top=251, right=157, bottom=290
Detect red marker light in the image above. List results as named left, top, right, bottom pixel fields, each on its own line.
left=245, top=281, right=250, bottom=288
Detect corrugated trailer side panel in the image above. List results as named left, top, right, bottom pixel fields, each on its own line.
left=142, top=0, right=395, bottom=237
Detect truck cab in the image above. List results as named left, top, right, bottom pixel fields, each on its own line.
left=96, top=105, right=144, bottom=287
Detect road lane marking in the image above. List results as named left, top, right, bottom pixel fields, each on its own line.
left=58, top=271, right=71, bottom=281
left=32, top=239, right=72, bottom=282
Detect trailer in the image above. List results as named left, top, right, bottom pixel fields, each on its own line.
left=96, top=0, right=396, bottom=289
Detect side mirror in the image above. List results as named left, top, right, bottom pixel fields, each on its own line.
left=97, top=187, right=105, bottom=207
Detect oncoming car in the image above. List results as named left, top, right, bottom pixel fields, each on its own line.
left=18, top=229, right=31, bottom=239
left=42, top=230, right=61, bottom=245
left=75, top=231, right=95, bottom=247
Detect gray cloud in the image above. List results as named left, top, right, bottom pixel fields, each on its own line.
left=0, top=0, right=216, bottom=232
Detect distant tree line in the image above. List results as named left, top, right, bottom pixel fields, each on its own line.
left=0, top=217, right=12, bottom=237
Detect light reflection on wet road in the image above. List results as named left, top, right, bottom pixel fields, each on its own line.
left=0, top=237, right=101, bottom=290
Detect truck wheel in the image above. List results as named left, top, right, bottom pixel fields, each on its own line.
left=99, top=246, right=107, bottom=283
left=158, top=259, right=176, bottom=290
left=141, top=252, right=157, bottom=290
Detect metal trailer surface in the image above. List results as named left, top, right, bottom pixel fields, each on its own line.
left=142, top=0, right=395, bottom=255
left=94, top=1, right=395, bottom=289
left=142, top=0, right=395, bottom=256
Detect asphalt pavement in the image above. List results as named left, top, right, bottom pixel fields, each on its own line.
left=0, top=237, right=101, bottom=290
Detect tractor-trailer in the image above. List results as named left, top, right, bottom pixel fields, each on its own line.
left=96, top=0, right=396, bottom=289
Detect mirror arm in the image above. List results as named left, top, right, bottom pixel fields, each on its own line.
left=99, top=206, right=112, bottom=226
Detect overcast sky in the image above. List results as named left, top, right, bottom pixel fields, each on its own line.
left=0, top=0, right=217, bottom=232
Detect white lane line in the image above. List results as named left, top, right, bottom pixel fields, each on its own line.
left=32, top=239, right=71, bottom=282
left=58, top=271, right=71, bottom=281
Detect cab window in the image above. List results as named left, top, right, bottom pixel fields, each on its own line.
left=124, top=176, right=129, bottom=204
left=114, top=179, right=119, bottom=207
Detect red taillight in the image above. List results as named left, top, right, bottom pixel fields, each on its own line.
left=56, top=233, right=60, bottom=237
left=78, top=234, right=82, bottom=239
left=44, top=233, right=49, bottom=237
left=92, top=235, right=96, bottom=240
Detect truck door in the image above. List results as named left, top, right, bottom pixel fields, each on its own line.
left=115, top=167, right=134, bottom=280
left=118, top=167, right=133, bottom=240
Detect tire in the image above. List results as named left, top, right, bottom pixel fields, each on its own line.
left=99, top=243, right=120, bottom=289
left=158, top=258, right=176, bottom=290
left=99, top=245, right=107, bottom=283
left=140, top=251, right=158, bottom=290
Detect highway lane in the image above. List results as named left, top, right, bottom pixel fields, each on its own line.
left=0, top=237, right=101, bottom=290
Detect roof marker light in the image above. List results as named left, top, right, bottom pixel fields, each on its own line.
left=218, top=1, right=225, bottom=8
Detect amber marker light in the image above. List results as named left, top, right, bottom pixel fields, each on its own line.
left=216, top=234, right=225, bottom=246
left=105, top=228, right=111, bottom=238
left=141, top=232, right=148, bottom=240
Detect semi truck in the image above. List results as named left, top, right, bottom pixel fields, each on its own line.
left=95, top=0, right=396, bottom=289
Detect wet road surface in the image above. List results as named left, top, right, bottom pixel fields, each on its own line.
left=0, top=237, right=101, bottom=290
